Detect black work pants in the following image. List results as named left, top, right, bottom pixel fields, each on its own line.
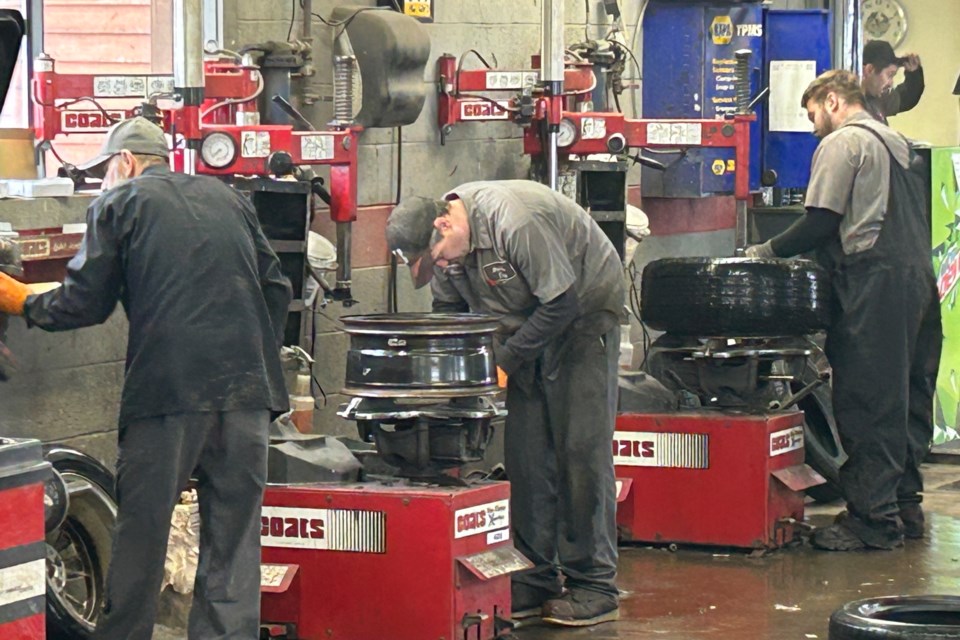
left=504, top=327, right=620, bottom=598
left=94, top=410, right=269, bottom=640
left=826, top=265, right=941, bottom=546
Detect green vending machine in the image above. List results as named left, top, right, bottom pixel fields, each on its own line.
left=931, top=147, right=960, bottom=445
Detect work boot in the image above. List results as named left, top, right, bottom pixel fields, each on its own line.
left=511, top=582, right=560, bottom=620
left=899, top=503, right=925, bottom=539
left=811, top=512, right=903, bottom=551
left=541, top=589, right=619, bottom=627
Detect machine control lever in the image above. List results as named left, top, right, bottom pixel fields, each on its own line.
left=768, top=372, right=828, bottom=411
left=271, top=95, right=315, bottom=131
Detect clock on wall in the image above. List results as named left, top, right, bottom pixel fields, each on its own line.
left=862, top=0, right=908, bottom=47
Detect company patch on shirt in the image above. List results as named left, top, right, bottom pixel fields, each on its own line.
left=481, top=260, right=517, bottom=285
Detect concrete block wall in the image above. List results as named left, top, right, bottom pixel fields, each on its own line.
left=222, top=0, right=642, bottom=435
left=0, top=196, right=127, bottom=466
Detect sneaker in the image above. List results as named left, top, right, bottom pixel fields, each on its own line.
left=541, top=589, right=619, bottom=627
left=511, top=582, right=560, bottom=620
left=899, top=503, right=924, bottom=539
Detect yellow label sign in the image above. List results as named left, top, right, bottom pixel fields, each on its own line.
left=404, top=0, right=431, bottom=18
left=711, top=15, right=734, bottom=45
left=711, top=159, right=726, bottom=176
left=726, top=159, right=736, bottom=172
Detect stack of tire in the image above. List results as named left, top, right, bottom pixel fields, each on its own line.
left=640, top=257, right=845, bottom=502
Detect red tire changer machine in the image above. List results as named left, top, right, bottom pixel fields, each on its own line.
left=30, top=1, right=431, bottom=308
left=435, top=0, right=823, bottom=548
left=260, top=314, right=530, bottom=640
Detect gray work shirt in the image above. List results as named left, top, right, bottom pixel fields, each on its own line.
left=804, top=111, right=912, bottom=255
left=431, top=180, right=623, bottom=331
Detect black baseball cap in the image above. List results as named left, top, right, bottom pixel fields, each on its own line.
left=385, top=196, right=448, bottom=288
left=863, top=40, right=906, bottom=69
left=76, top=116, right=169, bottom=178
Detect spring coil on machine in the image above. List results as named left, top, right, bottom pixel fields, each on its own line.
left=734, top=49, right=752, bottom=113
left=333, top=54, right=357, bottom=125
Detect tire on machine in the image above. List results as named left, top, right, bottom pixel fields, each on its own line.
left=640, top=257, right=843, bottom=502
left=640, top=257, right=830, bottom=337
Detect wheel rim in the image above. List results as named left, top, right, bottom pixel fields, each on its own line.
left=46, top=516, right=101, bottom=627
left=45, top=469, right=115, bottom=632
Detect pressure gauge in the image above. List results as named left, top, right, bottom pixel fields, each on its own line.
left=557, top=118, right=578, bottom=148
left=200, top=132, right=237, bottom=169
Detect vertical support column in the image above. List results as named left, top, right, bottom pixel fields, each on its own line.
left=831, top=0, right=862, bottom=72
left=173, top=0, right=204, bottom=174
left=541, top=0, right=564, bottom=190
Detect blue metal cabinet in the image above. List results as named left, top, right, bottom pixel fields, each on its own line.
left=641, top=2, right=831, bottom=196
left=642, top=1, right=764, bottom=197
left=762, top=10, right=832, bottom=189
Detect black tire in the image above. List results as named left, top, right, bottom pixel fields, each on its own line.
left=830, top=596, right=960, bottom=639
left=641, top=258, right=830, bottom=337
left=792, top=346, right=848, bottom=504
left=43, top=446, right=117, bottom=640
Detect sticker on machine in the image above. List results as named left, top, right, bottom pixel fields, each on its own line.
left=769, top=426, right=804, bottom=457
left=612, top=431, right=709, bottom=469
left=646, top=122, right=702, bottom=146
left=300, top=134, right=335, bottom=161
left=241, top=131, right=271, bottom=158
left=261, top=506, right=386, bottom=553
left=0, top=559, right=45, bottom=608
left=487, top=528, right=510, bottom=545
left=454, top=499, right=509, bottom=539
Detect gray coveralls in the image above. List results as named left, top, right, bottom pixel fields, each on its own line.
left=806, top=113, right=942, bottom=546
left=431, top=180, right=624, bottom=598
left=23, top=165, right=292, bottom=639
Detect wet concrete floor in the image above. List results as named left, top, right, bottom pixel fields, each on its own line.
left=516, top=462, right=960, bottom=640
left=153, top=462, right=960, bottom=640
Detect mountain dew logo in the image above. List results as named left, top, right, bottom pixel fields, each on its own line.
left=937, top=244, right=960, bottom=303
left=931, top=149, right=960, bottom=446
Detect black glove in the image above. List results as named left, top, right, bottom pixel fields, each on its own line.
left=493, top=337, right=523, bottom=376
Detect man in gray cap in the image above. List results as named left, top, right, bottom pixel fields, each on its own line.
left=0, top=116, right=291, bottom=639
left=861, top=39, right=924, bottom=124
left=387, top=180, right=624, bottom=627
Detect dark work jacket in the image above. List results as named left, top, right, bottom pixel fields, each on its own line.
left=23, top=165, right=292, bottom=425
left=865, top=67, right=925, bottom=124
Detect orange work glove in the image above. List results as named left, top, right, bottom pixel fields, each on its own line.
left=497, top=367, right=508, bottom=389
left=0, top=271, right=30, bottom=315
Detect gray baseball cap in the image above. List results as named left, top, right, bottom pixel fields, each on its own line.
left=386, top=196, right=448, bottom=288
left=76, top=116, right=169, bottom=178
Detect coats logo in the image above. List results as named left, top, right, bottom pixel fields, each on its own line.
left=612, top=431, right=709, bottom=468
left=481, top=261, right=516, bottom=286
left=769, top=426, right=804, bottom=457
left=261, top=506, right=386, bottom=553
left=454, top=499, right=510, bottom=539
